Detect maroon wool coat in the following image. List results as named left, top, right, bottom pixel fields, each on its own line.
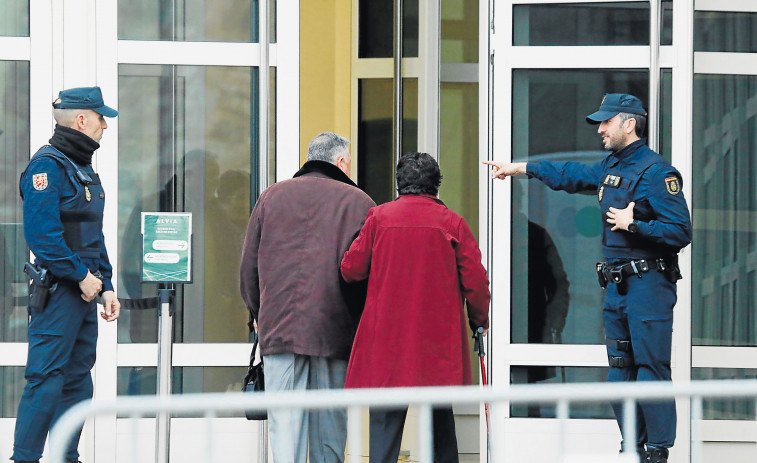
left=341, top=194, right=491, bottom=388
left=240, top=162, right=376, bottom=360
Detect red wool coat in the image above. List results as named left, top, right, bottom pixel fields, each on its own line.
left=341, top=194, right=491, bottom=388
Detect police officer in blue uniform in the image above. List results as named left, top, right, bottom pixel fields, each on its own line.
left=12, top=87, right=121, bottom=463
left=484, top=94, right=692, bottom=463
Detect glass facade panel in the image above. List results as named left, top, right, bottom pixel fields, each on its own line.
left=118, top=64, right=256, bottom=344
left=0, top=366, right=24, bottom=418
left=511, top=69, right=649, bottom=345
left=695, top=12, right=757, bottom=53
left=511, top=366, right=614, bottom=418
left=439, top=83, right=478, bottom=237
left=692, top=75, right=757, bottom=347
left=118, top=366, right=246, bottom=417
left=692, top=368, right=757, bottom=420
left=358, top=0, right=418, bottom=58
left=357, top=78, right=418, bottom=205
left=0, top=61, right=30, bottom=344
left=513, top=3, right=651, bottom=46
left=118, top=0, right=257, bottom=42
left=0, top=1, right=29, bottom=37
left=441, top=0, right=478, bottom=63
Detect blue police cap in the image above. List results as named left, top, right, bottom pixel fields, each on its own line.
left=586, top=93, right=646, bottom=124
left=52, top=86, right=118, bottom=118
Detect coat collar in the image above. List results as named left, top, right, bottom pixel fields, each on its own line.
left=293, top=160, right=357, bottom=188
left=396, top=193, right=447, bottom=207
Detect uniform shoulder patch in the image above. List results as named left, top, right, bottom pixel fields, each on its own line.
left=32, top=173, right=49, bottom=191
left=665, top=176, right=680, bottom=195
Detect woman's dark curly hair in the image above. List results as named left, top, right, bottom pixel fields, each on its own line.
left=396, top=151, right=442, bottom=196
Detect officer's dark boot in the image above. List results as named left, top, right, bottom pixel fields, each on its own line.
left=13, top=460, right=39, bottom=463
left=645, top=446, right=669, bottom=463
left=619, top=445, right=647, bottom=462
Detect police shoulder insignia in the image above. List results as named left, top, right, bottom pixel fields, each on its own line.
left=32, top=173, right=48, bottom=191
left=665, top=176, right=680, bottom=195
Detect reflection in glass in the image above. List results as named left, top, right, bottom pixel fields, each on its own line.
left=511, top=69, right=650, bottom=344
left=513, top=3, right=650, bottom=46
left=692, top=75, right=757, bottom=347
left=0, top=1, right=29, bottom=37
left=358, top=0, right=418, bottom=58
left=118, top=0, right=256, bottom=42
left=695, top=11, right=757, bottom=53
left=439, top=83, right=478, bottom=237
left=118, top=366, right=247, bottom=417
left=511, top=366, right=614, bottom=418
left=441, top=0, right=478, bottom=63
left=357, top=79, right=418, bottom=205
left=0, top=367, right=24, bottom=418
left=0, top=61, right=30, bottom=344
left=692, top=368, right=757, bottom=420
left=118, top=64, right=255, bottom=344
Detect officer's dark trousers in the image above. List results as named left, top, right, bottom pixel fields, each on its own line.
left=12, top=284, right=97, bottom=461
left=603, top=269, right=676, bottom=449
left=369, top=406, right=459, bottom=463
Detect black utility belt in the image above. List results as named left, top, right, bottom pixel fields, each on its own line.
left=595, top=258, right=669, bottom=288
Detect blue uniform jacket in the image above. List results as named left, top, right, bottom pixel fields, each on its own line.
left=19, top=146, right=114, bottom=291
left=526, top=139, right=692, bottom=260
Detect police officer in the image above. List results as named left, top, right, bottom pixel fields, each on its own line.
left=484, top=94, right=692, bottom=463
left=12, top=87, right=120, bottom=463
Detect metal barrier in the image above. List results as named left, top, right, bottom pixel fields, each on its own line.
left=49, top=379, right=757, bottom=463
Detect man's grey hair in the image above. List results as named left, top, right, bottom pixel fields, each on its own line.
left=307, top=132, right=349, bottom=163
left=53, top=108, right=80, bottom=127
left=618, top=112, right=646, bottom=138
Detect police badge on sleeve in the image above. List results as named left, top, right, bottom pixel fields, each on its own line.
left=665, top=176, right=680, bottom=195
left=32, top=173, right=48, bottom=191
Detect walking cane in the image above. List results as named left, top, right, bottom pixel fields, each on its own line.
left=474, top=327, right=492, bottom=460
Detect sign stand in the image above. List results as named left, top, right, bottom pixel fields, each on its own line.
left=140, top=212, right=192, bottom=463
left=155, top=287, right=174, bottom=463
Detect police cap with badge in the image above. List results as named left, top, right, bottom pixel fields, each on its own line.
left=585, top=93, right=646, bottom=124
left=52, top=86, right=119, bottom=117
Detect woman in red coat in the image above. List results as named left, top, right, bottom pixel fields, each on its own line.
left=341, top=152, right=491, bottom=463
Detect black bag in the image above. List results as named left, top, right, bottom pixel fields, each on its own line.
left=242, top=335, right=267, bottom=420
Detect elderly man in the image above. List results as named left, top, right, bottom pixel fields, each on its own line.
left=13, top=87, right=120, bottom=463
left=240, top=132, right=375, bottom=463
left=484, top=94, right=692, bottom=463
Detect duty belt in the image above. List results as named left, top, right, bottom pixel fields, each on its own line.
left=595, top=258, right=668, bottom=288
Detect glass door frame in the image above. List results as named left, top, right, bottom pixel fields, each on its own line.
left=690, top=0, right=757, bottom=449
left=485, top=1, right=694, bottom=462
left=0, top=1, right=300, bottom=461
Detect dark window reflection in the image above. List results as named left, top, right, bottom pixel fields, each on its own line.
left=0, top=61, right=30, bottom=344
left=511, top=366, right=614, bottom=418
left=357, top=78, right=417, bottom=205
left=118, top=366, right=246, bottom=417
left=511, top=69, right=650, bottom=345
left=118, top=64, right=256, bottom=344
left=659, top=69, right=672, bottom=162
left=695, top=11, right=757, bottom=53
left=0, top=367, right=24, bottom=418
left=692, top=368, right=757, bottom=420
left=692, top=75, right=757, bottom=347
left=513, top=3, right=650, bottom=46
left=358, top=0, right=418, bottom=58
left=0, top=0, right=29, bottom=37
left=118, top=0, right=257, bottom=42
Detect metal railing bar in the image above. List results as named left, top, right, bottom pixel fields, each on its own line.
left=622, top=398, right=637, bottom=455
left=347, top=405, right=362, bottom=463
left=692, top=396, right=703, bottom=463
left=49, top=379, right=757, bottom=463
left=418, top=404, right=433, bottom=463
